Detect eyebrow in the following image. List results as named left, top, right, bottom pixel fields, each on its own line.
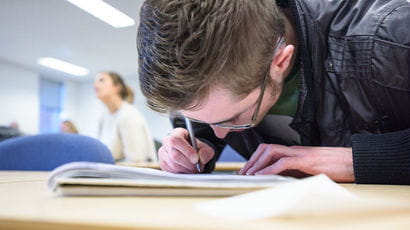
left=187, top=101, right=256, bottom=125
left=186, top=113, right=241, bottom=126
left=210, top=112, right=243, bottom=125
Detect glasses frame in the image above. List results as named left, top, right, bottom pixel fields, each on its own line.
left=186, top=37, right=285, bottom=130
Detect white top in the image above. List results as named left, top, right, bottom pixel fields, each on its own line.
left=98, top=102, right=157, bottom=163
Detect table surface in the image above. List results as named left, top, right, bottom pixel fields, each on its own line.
left=1, top=170, right=409, bottom=230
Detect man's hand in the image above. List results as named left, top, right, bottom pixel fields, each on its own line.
left=158, top=128, right=215, bottom=173
left=239, top=144, right=355, bottom=182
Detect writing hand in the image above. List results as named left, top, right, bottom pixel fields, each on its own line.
left=158, top=128, right=215, bottom=173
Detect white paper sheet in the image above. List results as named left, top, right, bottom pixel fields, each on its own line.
left=195, top=174, right=360, bottom=219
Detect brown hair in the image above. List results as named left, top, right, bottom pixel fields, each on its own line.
left=137, top=0, right=285, bottom=113
left=61, top=120, right=78, bottom=134
left=104, top=71, right=134, bottom=103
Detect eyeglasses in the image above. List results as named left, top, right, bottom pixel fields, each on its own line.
left=186, top=37, right=285, bottom=129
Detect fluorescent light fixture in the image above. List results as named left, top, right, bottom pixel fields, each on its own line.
left=66, top=0, right=135, bottom=28
left=38, top=57, right=89, bottom=76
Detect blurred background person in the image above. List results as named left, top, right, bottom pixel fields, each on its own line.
left=9, top=121, right=19, bottom=131
left=0, top=121, right=22, bottom=142
left=94, top=71, right=157, bottom=163
left=60, top=120, right=79, bottom=134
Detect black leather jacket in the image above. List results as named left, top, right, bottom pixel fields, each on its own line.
left=173, top=0, right=410, bottom=184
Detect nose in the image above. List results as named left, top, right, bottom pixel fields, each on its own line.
left=210, top=125, right=231, bottom=139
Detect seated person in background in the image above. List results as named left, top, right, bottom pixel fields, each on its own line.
left=94, top=71, right=157, bottom=163
left=60, top=120, right=79, bottom=134
left=0, top=121, right=22, bottom=142
left=9, top=121, right=19, bottom=131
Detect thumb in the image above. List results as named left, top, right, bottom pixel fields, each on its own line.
left=197, top=139, right=215, bottom=164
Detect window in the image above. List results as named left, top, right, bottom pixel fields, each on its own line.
left=39, top=78, right=64, bottom=133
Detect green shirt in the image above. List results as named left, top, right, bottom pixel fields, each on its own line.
left=268, top=64, right=300, bottom=117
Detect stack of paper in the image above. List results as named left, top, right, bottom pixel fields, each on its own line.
left=48, top=162, right=294, bottom=196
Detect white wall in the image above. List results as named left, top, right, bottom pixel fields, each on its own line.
left=0, top=61, right=172, bottom=142
left=62, top=80, right=103, bottom=137
left=0, top=61, right=39, bottom=134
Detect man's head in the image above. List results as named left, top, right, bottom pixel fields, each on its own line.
left=137, top=0, right=286, bottom=113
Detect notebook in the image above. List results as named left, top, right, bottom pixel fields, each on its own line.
left=48, top=162, right=294, bottom=196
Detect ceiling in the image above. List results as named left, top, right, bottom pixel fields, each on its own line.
left=0, top=0, right=145, bottom=81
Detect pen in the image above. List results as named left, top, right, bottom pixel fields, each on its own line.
left=184, top=117, right=201, bottom=173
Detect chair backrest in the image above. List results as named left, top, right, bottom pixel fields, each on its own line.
left=0, top=133, right=115, bottom=171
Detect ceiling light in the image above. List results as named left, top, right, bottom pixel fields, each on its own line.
left=38, top=57, right=89, bottom=76
left=66, top=0, right=135, bottom=28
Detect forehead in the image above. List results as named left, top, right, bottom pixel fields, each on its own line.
left=181, top=86, right=257, bottom=123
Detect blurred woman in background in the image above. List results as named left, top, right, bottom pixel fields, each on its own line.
left=94, top=71, right=157, bottom=163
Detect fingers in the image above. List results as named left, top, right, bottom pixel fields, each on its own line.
left=239, top=144, right=268, bottom=175
left=240, top=144, right=292, bottom=175
left=165, top=128, right=199, bottom=164
left=197, top=139, right=215, bottom=165
left=240, top=144, right=300, bottom=175
left=158, top=146, right=194, bottom=173
left=245, top=148, right=278, bottom=175
left=158, top=128, right=215, bottom=173
left=254, top=157, right=302, bottom=175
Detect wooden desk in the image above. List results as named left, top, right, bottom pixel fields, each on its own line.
left=0, top=171, right=409, bottom=230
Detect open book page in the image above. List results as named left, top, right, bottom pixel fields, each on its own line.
left=48, top=162, right=295, bottom=196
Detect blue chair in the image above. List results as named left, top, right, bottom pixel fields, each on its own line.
left=0, top=133, right=115, bottom=171
left=218, top=145, right=246, bottom=162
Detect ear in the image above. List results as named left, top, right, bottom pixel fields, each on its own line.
left=114, top=83, right=123, bottom=95
left=269, top=44, right=295, bottom=81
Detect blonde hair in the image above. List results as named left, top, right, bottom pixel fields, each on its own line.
left=104, top=71, right=134, bottom=103
left=125, top=85, right=134, bottom=103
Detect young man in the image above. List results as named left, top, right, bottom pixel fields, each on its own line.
left=137, top=0, right=410, bottom=184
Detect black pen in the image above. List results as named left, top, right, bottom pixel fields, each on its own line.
left=184, top=117, right=201, bottom=173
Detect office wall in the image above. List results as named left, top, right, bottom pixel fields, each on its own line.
left=0, top=61, right=39, bottom=134
left=62, top=80, right=103, bottom=137
left=0, top=61, right=172, bottom=141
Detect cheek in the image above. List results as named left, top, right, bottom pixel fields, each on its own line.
left=97, top=83, right=113, bottom=94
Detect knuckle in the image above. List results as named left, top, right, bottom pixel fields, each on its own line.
left=205, top=151, right=215, bottom=162
left=173, top=128, right=187, bottom=136
left=168, top=149, right=180, bottom=161
left=159, top=160, right=169, bottom=171
left=167, top=137, right=180, bottom=147
left=162, top=136, right=172, bottom=146
left=158, top=147, right=168, bottom=157
left=256, top=143, right=266, bottom=151
left=168, top=161, right=182, bottom=171
left=276, top=158, right=288, bottom=166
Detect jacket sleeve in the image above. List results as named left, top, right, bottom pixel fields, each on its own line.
left=171, top=115, right=227, bottom=173
left=351, top=3, right=410, bottom=185
left=351, top=129, right=410, bottom=185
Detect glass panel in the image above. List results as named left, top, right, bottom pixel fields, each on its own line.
left=39, top=78, right=63, bottom=133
